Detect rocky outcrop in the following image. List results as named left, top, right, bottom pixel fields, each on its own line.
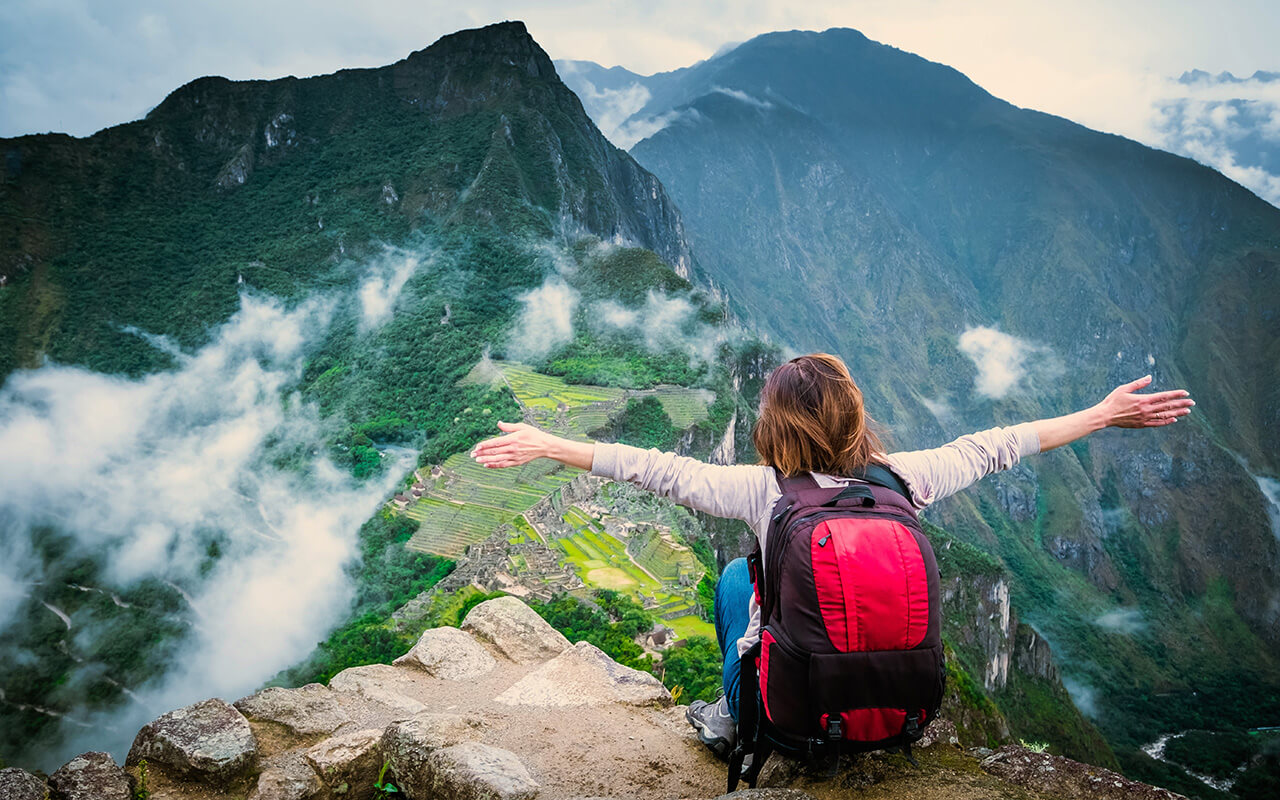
left=460, top=594, right=571, bottom=663
left=235, top=683, right=351, bottom=736
left=404, top=742, right=540, bottom=800
left=246, top=752, right=321, bottom=800
left=25, top=595, right=1185, bottom=800
left=980, top=744, right=1188, bottom=799
left=496, top=641, right=671, bottom=707
left=0, top=767, right=51, bottom=800
left=48, top=751, right=132, bottom=800
left=394, top=624, right=497, bottom=680
left=126, top=697, right=257, bottom=784
left=304, top=728, right=384, bottom=797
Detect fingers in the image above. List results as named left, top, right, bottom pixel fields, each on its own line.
left=496, top=420, right=529, bottom=432
left=1119, top=375, right=1153, bottom=393
left=1140, top=389, right=1192, bottom=402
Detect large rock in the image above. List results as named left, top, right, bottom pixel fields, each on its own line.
left=48, top=751, right=131, bottom=800
left=461, top=596, right=570, bottom=664
left=328, top=663, right=427, bottom=715
left=304, top=728, right=384, bottom=797
left=396, top=741, right=539, bottom=800
left=393, top=626, right=496, bottom=680
left=980, top=745, right=1189, bottom=800
left=235, top=683, right=351, bottom=736
left=249, top=753, right=323, bottom=800
left=126, top=698, right=257, bottom=783
left=0, top=768, right=48, bottom=800
left=496, top=641, right=671, bottom=707
left=382, top=712, right=487, bottom=792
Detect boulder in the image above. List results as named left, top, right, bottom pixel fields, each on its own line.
left=248, top=753, right=323, bottom=800
left=235, top=683, right=351, bottom=736
left=328, top=663, right=427, bottom=715
left=382, top=712, right=487, bottom=792
left=395, top=741, right=539, bottom=800
left=48, top=751, right=131, bottom=800
left=394, top=626, right=496, bottom=680
left=916, top=718, right=960, bottom=749
left=304, top=728, right=384, bottom=797
left=461, top=596, right=570, bottom=664
left=980, top=745, right=1189, bottom=800
left=0, top=768, right=48, bottom=800
left=496, top=641, right=670, bottom=707
left=126, top=698, right=257, bottom=783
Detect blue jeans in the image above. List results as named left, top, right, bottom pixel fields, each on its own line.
left=714, top=557, right=753, bottom=722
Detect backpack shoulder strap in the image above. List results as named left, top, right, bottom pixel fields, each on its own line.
left=852, top=462, right=912, bottom=501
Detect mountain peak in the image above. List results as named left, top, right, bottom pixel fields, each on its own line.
left=403, top=20, right=556, bottom=81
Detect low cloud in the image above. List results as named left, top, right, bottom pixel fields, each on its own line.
left=919, top=396, right=958, bottom=428
left=556, top=62, right=654, bottom=149
left=1094, top=607, right=1146, bottom=635
left=1062, top=676, right=1100, bottom=718
left=615, top=108, right=701, bottom=150
left=593, top=290, right=720, bottom=363
left=358, top=247, right=427, bottom=331
left=0, top=287, right=413, bottom=768
left=1151, top=71, right=1280, bottom=207
left=711, top=85, right=774, bottom=109
left=957, top=326, right=1061, bottom=400
left=506, top=276, right=579, bottom=361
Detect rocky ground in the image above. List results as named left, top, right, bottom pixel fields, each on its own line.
left=0, top=596, right=1189, bottom=800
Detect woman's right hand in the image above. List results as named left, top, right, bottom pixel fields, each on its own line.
left=470, top=421, right=556, bottom=468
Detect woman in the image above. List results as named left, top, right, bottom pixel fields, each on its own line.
left=470, top=353, right=1193, bottom=757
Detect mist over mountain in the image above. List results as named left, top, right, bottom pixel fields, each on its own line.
left=564, top=27, right=1280, bottom=796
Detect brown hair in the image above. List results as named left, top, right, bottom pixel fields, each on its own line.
left=752, top=353, right=885, bottom=477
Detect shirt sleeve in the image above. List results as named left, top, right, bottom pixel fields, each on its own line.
left=590, top=442, right=775, bottom=525
left=884, top=422, right=1041, bottom=509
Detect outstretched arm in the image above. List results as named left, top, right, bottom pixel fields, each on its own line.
left=470, top=421, right=773, bottom=524
left=470, top=421, right=594, bottom=470
left=1031, top=375, right=1193, bottom=452
left=887, top=375, right=1194, bottom=508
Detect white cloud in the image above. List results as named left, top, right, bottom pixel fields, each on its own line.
left=593, top=289, right=721, bottom=362
left=711, top=85, right=773, bottom=109
left=957, top=326, right=1060, bottom=400
left=1062, top=675, right=1100, bottom=718
left=1094, top=608, right=1146, bottom=635
left=0, top=288, right=413, bottom=768
left=358, top=247, right=427, bottom=332
left=556, top=63, right=654, bottom=148
left=506, top=276, right=579, bottom=360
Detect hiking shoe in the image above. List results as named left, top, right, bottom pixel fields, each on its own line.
left=686, top=696, right=737, bottom=760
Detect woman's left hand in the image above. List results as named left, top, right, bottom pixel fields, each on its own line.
left=1097, top=375, right=1195, bottom=429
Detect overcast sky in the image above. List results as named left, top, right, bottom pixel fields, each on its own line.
left=2, top=0, right=1278, bottom=202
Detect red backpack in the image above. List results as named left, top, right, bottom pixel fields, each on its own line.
left=728, top=464, right=945, bottom=791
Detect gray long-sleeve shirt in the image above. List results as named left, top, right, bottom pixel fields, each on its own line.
left=589, top=423, right=1041, bottom=656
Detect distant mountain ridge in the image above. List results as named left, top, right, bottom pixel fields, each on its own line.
left=560, top=27, right=1280, bottom=797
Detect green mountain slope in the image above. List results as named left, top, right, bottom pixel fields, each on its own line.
left=563, top=28, right=1280, bottom=796
left=0, top=21, right=714, bottom=770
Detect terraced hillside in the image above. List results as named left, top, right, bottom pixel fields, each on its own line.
left=552, top=502, right=713, bottom=640
left=402, top=359, right=710, bottom=559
